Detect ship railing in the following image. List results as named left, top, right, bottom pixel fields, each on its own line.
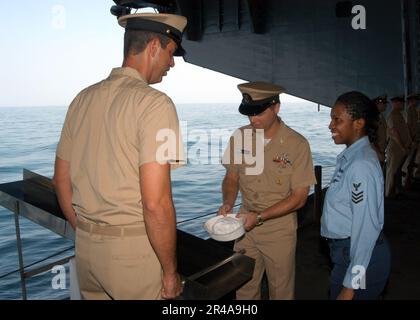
left=0, top=165, right=328, bottom=300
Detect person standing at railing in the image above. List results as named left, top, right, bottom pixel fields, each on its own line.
left=53, top=12, right=187, bottom=300
left=321, top=91, right=390, bottom=300
left=219, top=81, right=317, bottom=300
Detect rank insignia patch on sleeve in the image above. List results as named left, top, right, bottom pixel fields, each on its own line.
left=352, top=183, right=363, bottom=204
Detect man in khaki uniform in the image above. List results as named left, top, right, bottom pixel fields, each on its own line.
left=386, top=95, right=412, bottom=198
left=402, top=94, right=420, bottom=187
left=372, top=95, right=388, bottom=170
left=219, top=82, right=316, bottom=299
left=52, top=13, right=187, bottom=299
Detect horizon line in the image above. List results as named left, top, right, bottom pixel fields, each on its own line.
left=0, top=100, right=316, bottom=108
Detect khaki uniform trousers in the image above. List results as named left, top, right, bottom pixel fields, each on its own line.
left=386, top=144, right=408, bottom=197
left=75, top=218, right=161, bottom=300
left=234, top=214, right=297, bottom=300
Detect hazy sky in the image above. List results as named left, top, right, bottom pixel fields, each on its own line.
left=0, top=0, right=304, bottom=107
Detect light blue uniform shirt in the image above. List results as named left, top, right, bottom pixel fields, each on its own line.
left=321, top=136, right=384, bottom=288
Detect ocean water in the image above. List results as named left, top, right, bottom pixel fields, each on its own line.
left=0, top=103, right=343, bottom=299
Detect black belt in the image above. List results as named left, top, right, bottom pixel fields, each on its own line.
left=325, top=231, right=384, bottom=245
left=324, top=237, right=350, bottom=243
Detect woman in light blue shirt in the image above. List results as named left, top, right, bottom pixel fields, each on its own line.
left=321, top=91, right=391, bottom=300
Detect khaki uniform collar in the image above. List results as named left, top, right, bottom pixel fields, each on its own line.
left=262, top=117, right=287, bottom=150
left=251, top=117, right=285, bottom=134
left=109, top=67, right=147, bottom=83
left=274, top=117, right=287, bottom=138
left=338, top=136, right=369, bottom=162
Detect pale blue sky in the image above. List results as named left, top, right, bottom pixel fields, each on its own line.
left=0, top=0, right=303, bottom=107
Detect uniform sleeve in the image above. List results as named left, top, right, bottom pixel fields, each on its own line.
left=56, top=95, right=80, bottom=161
left=408, top=108, right=417, bottom=139
left=291, top=140, right=317, bottom=189
left=137, top=94, right=185, bottom=170
left=342, top=160, right=384, bottom=289
left=221, top=129, right=242, bottom=174
left=387, top=114, right=395, bottom=129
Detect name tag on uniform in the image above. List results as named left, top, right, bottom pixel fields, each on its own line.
left=238, top=149, right=251, bottom=155
left=331, top=168, right=344, bottom=184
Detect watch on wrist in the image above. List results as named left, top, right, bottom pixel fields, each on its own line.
left=256, top=213, right=264, bottom=226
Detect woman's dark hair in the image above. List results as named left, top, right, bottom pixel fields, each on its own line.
left=336, top=91, right=379, bottom=143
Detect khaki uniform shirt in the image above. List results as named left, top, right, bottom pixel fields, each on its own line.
left=375, top=113, right=388, bottom=161
left=56, top=67, right=185, bottom=226
left=387, top=109, right=411, bottom=151
left=405, top=105, right=418, bottom=141
left=222, top=119, right=316, bottom=224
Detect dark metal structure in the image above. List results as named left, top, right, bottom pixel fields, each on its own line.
left=113, top=0, right=420, bottom=106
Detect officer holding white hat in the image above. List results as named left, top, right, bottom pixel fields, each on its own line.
left=219, top=81, right=317, bottom=299
left=53, top=12, right=187, bottom=299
